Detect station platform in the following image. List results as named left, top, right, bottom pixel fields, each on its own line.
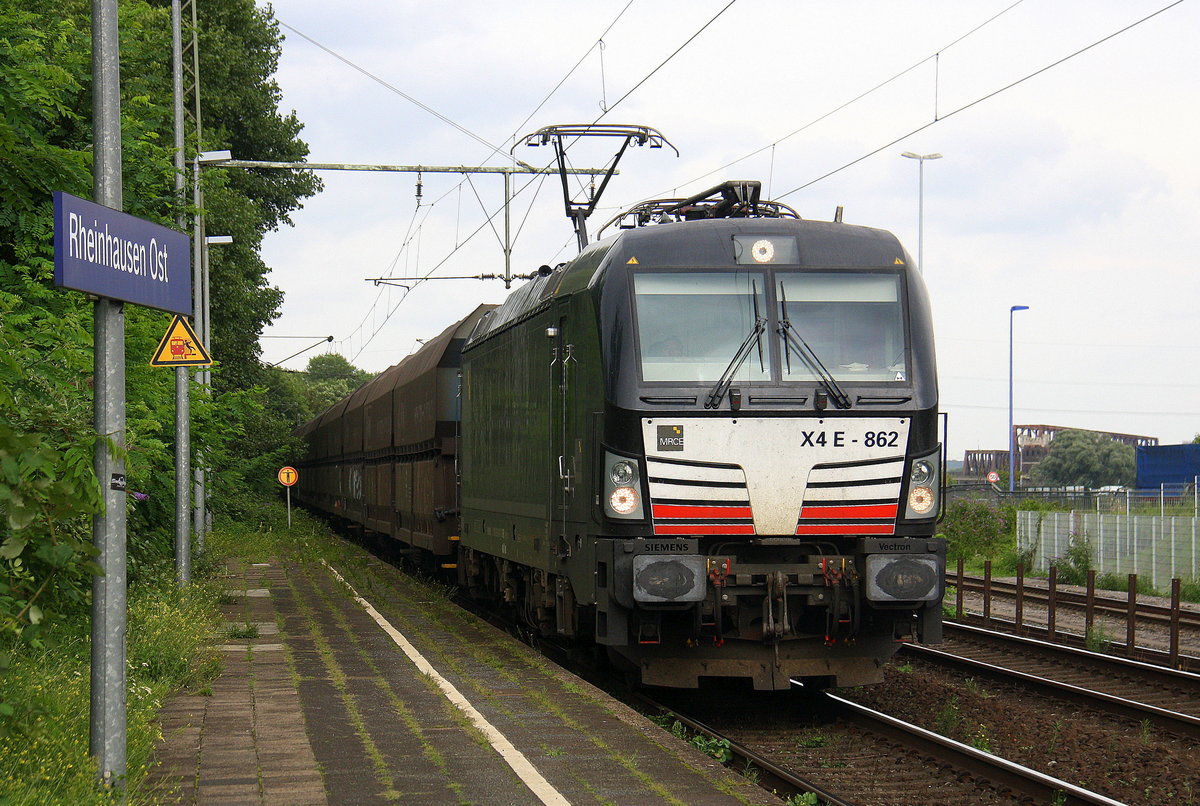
left=147, top=551, right=783, bottom=805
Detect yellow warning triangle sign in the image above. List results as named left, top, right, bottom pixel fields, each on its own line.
left=150, top=315, right=212, bottom=367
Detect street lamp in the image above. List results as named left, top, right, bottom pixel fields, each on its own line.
left=1009, top=305, right=1030, bottom=492
left=190, top=150, right=232, bottom=551
left=901, top=151, right=942, bottom=273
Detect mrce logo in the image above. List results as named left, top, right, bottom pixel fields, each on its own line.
left=656, top=425, right=684, bottom=451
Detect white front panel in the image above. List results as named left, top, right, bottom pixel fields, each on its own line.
left=642, top=417, right=911, bottom=535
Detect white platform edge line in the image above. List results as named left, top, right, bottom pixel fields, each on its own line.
left=322, top=561, right=571, bottom=806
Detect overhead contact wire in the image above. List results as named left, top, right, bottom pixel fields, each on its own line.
left=653, top=0, right=1029, bottom=196
left=776, top=0, right=1186, bottom=199
left=278, top=20, right=523, bottom=167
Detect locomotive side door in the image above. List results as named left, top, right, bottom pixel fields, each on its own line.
left=549, top=309, right=577, bottom=557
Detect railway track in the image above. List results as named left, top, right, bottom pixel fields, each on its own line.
left=954, top=574, right=1200, bottom=629
left=904, top=622, right=1200, bottom=741
left=381, top=540, right=1182, bottom=803
left=642, top=687, right=1123, bottom=806
left=949, top=573, right=1200, bottom=672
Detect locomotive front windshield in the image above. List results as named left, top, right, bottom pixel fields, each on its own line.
left=777, top=272, right=907, bottom=383
left=633, top=269, right=908, bottom=385
left=634, top=272, right=770, bottom=383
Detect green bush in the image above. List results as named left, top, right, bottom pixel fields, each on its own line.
left=938, top=500, right=1015, bottom=564
left=1055, top=534, right=1093, bottom=586
left=1095, top=572, right=1160, bottom=597
left=0, top=560, right=221, bottom=804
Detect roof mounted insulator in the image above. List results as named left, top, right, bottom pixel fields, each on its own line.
left=598, top=180, right=801, bottom=234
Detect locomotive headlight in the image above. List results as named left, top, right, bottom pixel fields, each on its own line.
left=609, top=486, right=640, bottom=515
left=908, top=486, right=935, bottom=515
left=905, top=449, right=941, bottom=519
left=865, top=555, right=940, bottom=602
left=604, top=451, right=644, bottom=519
left=610, top=460, right=637, bottom=486
left=750, top=239, right=775, bottom=263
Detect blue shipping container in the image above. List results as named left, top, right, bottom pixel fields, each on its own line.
left=1135, top=444, right=1200, bottom=489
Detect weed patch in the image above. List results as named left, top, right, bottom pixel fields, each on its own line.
left=0, top=559, right=223, bottom=804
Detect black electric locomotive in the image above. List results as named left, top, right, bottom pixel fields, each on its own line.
left=296, top=182, right=945, bottom=691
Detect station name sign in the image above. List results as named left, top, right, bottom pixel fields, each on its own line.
left=53, top=191, right=191, bottom=315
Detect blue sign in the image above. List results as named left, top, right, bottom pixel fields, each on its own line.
left=53, top=191, right=192, bottom=315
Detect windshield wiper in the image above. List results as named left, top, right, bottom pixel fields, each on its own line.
left=705, top=316, right=766, bottom=409
left=778, top=283, right=851, bottom=410
left=705, top=282, right=766, bottom=409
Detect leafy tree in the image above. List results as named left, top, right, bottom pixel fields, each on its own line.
left=195, top=0, right=322, bottom=391
left=306, top=353, right=371, bottom=384
left=0, top=0, right=320, bottom=657
left=1029, top=429, right=1135, bottom=488
left=299, top=354, right=373, bottom=414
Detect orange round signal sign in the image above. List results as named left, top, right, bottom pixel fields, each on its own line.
left=278, top=466, right=298, bottom=487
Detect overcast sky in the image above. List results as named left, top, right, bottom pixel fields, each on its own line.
left=252, top=0, right=1200, bottom=461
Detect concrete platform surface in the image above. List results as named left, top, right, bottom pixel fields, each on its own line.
left=147, top=552, right=784, bottom=805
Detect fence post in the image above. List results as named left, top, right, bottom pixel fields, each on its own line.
left=1015, top=562, right=1025, bottom=631
left=955, top=557, right=964, bottom=620
left=1171, top=517, right=1177, bottom=582
left=1108, top=513, right=1118, bottom=575
left=1134, top=515, right=1140, bottom=577
left=1152, top=517, right=1159, bottom=591
left=1126, top=573, right=1137, bottom=658
left=1170, top=577, right=1181, bottom=668
left=1047, top=565, right=1058, bottom=642
left=1085, top=569, right=1096, bottom=636
left=983, top=560, right=992, bottom=628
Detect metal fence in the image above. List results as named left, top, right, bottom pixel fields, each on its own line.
left=1017, top=510, right=1200, bottom=589
left=946, top=483, right=1200, bottom=515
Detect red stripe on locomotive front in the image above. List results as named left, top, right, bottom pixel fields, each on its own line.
left=796, top=524, right=895, bottom=535
left=652, top=504, right=754, bottom=519
left=800, top=504, right=898, bottom=520
left=653, top=523, right=756, bottom=535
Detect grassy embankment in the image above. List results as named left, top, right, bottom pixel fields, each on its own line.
left=0, top=502, right=321, bottom=804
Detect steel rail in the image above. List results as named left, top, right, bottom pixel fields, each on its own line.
left=944, top=621, right=1200, bottom=689
left=954, top=574, right=1200, bottom=627
left=631, top=693, right=853, bottom=806
left=945, top=616, right=1200, bottom=672
left=825, top=693, right=1125, bottom=806
left=900, top=641, right=1200, bottom=741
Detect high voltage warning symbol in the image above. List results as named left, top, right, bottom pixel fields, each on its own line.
left=150, top=315, right=212, bottom=366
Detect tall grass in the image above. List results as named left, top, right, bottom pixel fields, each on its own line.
left=0, top=557, right=222, bottom=803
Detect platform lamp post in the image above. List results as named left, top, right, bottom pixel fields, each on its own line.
left=901, top=151, right=942, bottom=273
left=191, top=150, right=232, bottom=551
left=1008, top=305, right=1029, bottom=492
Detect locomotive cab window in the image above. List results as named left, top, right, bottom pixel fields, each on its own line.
left=777, top=272, right=908, bottom=383
left=633, top=272, right=771, bottom=383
